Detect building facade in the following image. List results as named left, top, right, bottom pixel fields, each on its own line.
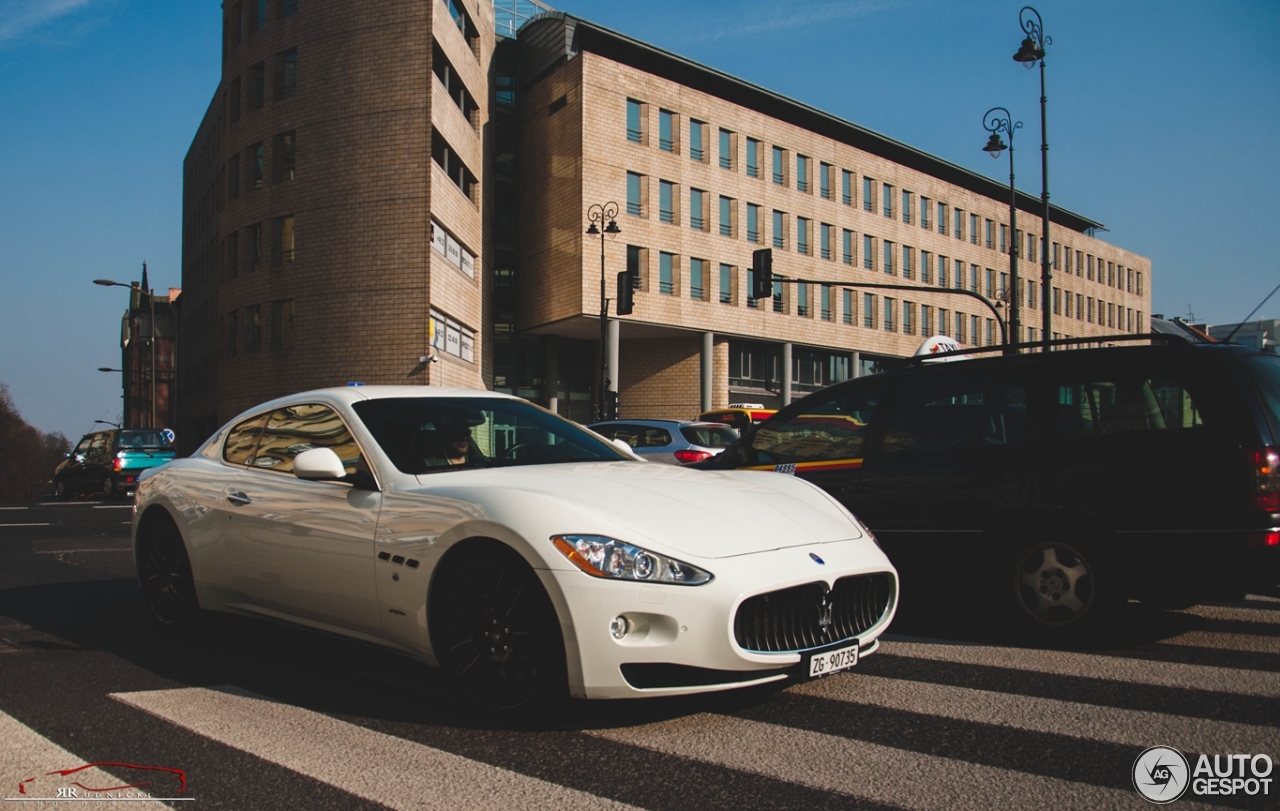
left=178, top=2, right=1152, bottom=447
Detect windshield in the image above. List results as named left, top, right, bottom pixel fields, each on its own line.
left=117, top=430, right=171, bottom=450
left=352, top=397, right=630, bottom=474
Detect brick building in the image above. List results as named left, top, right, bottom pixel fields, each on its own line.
left=178, top=1, right=1151, bottom=448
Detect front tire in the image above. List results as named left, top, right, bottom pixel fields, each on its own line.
left=136, top=512, right=200, bottom=634
left=430, top=542, right=567, bottom=713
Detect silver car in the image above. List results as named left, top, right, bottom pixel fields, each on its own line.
left=587, top=419, right=739, bottom=464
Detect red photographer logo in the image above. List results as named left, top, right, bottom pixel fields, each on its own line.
left=11, top=761, right=188, bottom=804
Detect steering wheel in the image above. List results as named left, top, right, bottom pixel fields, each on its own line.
left=501, top=443, right=532, bottom=461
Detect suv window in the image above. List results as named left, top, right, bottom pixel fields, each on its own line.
left=1054, top=375, right=1202, bottom=438
left=750, top=381, right=885, bottom=465
left=878, top=373, right=1029, bottom=455
left=253, top=404, right=362, bottom=475
left=117, top=430, right=168, bottom=449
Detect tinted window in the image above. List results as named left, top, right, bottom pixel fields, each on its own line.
left=680, top=425, right=738, bottom=447
left=1054, top=375, right=1201, bottom=438
left=223, top=413, right=270, bottom=466
left=877, top=374, right=989, bottom=455
left=253, top=404, right=361, bottom=475
left=1243, top=355, right=1280, bottom=438
left=750, top=381, right=885, bottom=464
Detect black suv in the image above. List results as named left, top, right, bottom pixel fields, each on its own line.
left=701, top=341, right=1280, bottom=635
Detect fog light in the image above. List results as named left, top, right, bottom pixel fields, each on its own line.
left=610, top=615, right=629, bottom=639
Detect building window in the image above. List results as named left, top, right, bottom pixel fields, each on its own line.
left=882, top=183, right=893, bottom=218
left=249, top=142, right=264, bottom=189
left=247, top=223, right=262, bottom=267
left=719, top=196, right=735, bottom=237
left=272, top=131, right=295, bottom=182
left=938, top=307, right=949, bottom=336
left=883, top=240, right=894, bottom=275
left=271, top=215, right=295, bottom=265
left=270, top=299, right=294, bottom=350
left=937, top=202, right=947, bottom=235
left=842, top=169, right=853, bottom=205
left=797, top=217, right=810, bottom=255
left=659, top=180, right=675, bottom=224
left=690, top=188, right=707, bottom=230
left=797, top=282, right=809, bottom=317
left=431, top=130, right=476, bottom=200
left=1136, top=271, right=1143, bottom=296
left=746, top=203, right=760, bottom=243
left=970, top=213, right=979, bottom=245
left=658, top=109, right=676, bottom=152
left=902, top=189, right=912, bottom=224
left=772, top=278, right=784, bottom=313
left=972, top=315, right=982, bottom=345
left=955, top=312, right=966, bottom=344
left=954, top=208, right=964, bottom=240
left=719, top=263, right=734, bottom=304
left=863, top=176, right=874, bottom=212
left=921, top=250, right=932, bottom=284
left=659, top=252, right=675, bottom=295
left=1053, top=286, right=1061, bottom=315
left=902, top=245, right=913, bottom=280
left=1054, top=242, right=1061, bottom=270
left=225, top=310, right=238, bottom=357
left=228, top=77, right=241, bottom=122
left=966, top=262, right=976, bottom=292
left=921, top=304, right=933, bottom=335
left=690, top=257, right=707, bottom=300
left=986, top=268, right=996, bottom=298
left=747, top=267, right=759, bottom=309
left=903, top=301, right=914, bottom=335
left=689, top=119, right=707, bottom=162
left=1000, top=224, right=1008, bottom=254
left=772, top=145, right=787, bottom=186
left=275, top=48, right=297, bottom=100
left=985, top=219, right=994, bottom=249
left=225, top=231, right=239, bottom=278
left=821, top=285, right=833, bottom=321
left=772, top=209, right=786, bottom=249
left=820, top=223, right=833, bottom=260
left=920, top=196, right=931, bottom=229
left=246, top=305, right=262, bottom=353
left=820, top=163, right=832, bottom=200
left=627, top=245, right=648, bottom=292
left=863, top=293, right=876, bottom=328
left=863, top=235, right=874, bottom=270
left=843, top=289, right=854, bottom=325
left=719, top=128, right=734, bottom=169
left=434, top=44, right=478, bottom=126
left=626, top=99, right=645, bottom=144
left=250, top=61, right=265, bottom=109
left=746, top=138, right=760, bottom=178
left=937, top=254, right=948, bottom=287
left=796, top=154, right=810, bottom=192
left=626, top=171, right=645, bottom=216
left=228, top=153, right=240, bottom=198
left=883, top=297, right=896, bottom=332
left=1027, top=233, right=1037, bottom=263
left=228, top=2, right=244, bottom=49
left=842, top=229, right=854, bottom=265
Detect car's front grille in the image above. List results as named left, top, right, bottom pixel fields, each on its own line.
left=733, top=573, right=894, bottom=653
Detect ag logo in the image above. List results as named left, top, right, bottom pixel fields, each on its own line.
left=1133, top=745, right=1190, bottom=804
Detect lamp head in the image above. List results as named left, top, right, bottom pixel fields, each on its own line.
left=1013, top=36, right=1044, bottom=64
left=586, top=222, right=600, bottom=235
left=983, top=132, right=1008, bottom=158
left=604, top=219, right=621, bottom=235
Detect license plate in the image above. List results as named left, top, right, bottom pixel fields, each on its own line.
left=807, top=641, right=859, bottom=678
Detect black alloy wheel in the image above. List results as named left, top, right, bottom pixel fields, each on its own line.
left=136, top=514, right=200, bottom=634
left=431, top=544, right=566, bottom=712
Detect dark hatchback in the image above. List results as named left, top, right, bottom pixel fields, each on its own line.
left=54, top=428, right=176, bottom=499
left=698, top=342, right=1280, bottom=635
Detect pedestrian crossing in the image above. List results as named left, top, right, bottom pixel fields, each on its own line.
left=3, top=597, right=1278, bottom=809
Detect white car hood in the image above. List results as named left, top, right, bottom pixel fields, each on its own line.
left=414, top=461, right=861, bottom=560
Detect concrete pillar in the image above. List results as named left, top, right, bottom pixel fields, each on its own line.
left=700, top=331, right=713, bottom=413
left=607, top=319, right=620, bottom=414
left=544, top=335, right=559, bottom=415
left=851, top=350, right=861, bottom=379
left=781, top=342, right=793, bottom=407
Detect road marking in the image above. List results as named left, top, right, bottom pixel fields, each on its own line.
left=795, top=672, right=1279, bottom=754
left=111, top=686, right=639, bottom=811
left=0, top=710, right=175, bottom=806
left=0, top=523, right=50, bottom=528
left=1160, top=630, right=1280, bottom=654
left=881, top=637, right=1280, bottom=698
left=586, top=712, right=1226, bottom=811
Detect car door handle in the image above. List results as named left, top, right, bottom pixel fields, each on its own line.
left=226, top=492, right=251, bottom=506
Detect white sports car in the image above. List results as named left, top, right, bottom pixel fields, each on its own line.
left=133, top=386, right=898, bottom=709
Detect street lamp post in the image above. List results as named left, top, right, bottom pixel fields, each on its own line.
left=1013, top=6, right=1051, bottom=350
left=586, top=202, right=621, bottom=421
left=95, top=273, right=157, bottom=428
left=982, top=107, right=1023, bottom=354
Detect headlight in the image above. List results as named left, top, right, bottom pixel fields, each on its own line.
left=551, top=535, right=713, bottom=585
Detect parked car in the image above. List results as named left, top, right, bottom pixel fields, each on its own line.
left=698, top=405, right=776, bottom=434
left=54, top=428, right=177, bottom=499
left=587, top=419, right=739, bottom=464
left=699, top=340, right=1280, bottom=636
left=132, top=386, right=898, bottom=710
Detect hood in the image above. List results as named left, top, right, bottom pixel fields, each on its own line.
left=415, top=461, right=862, bottom=560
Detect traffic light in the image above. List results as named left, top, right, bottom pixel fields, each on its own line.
left=751, top=248, right=773, bottom=301
left=616, top=270, right=634, bottom=315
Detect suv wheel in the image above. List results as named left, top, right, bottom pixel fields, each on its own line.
left=1011, top=539, right=1120, bottom=634
left=102, top=477, right=115, bottom=500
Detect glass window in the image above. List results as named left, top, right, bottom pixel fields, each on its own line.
left=920, top=196, right=931, bottom=228
left=843, top=289, right=854, bottom=324
left=863, top=235, right=874, bottom=270
left=746, top=203, right=760, bottom=242
left=276, top=49, right=297, bottom=100
left=797, top=282, right=809, bottom=317
left=719, top=128, right=733, bottom=169
left=659, top=109, right=675, bottom=152
left=820, top=163, right=832, bottom=199
left=222, top=412, right=270, bottom=465
left=659, top=180, right=674, bottom=223
left=719, top=196, right=733, bottom=236
left=882, top=183, right=893, bottom=218
left=842, top=229, right=853, bottom=265
left=842, top=169, right=853, bottom=205
left=883, top=297, right=895, bottom=331
left=659, top=251, right=675, bottom=294
left=902, top=245, right=912, bottom=280
left=251, top=404, right=361, bottom=475
left=626, top=172, right=644, bottom=216
left=797, top=217, right=810, bottom=254
left=626, top=99, right=643, bottom=143
left=719, top=263, right=733, bottom=304
left=863, top=293, right=876, bottom=328
left=773, top=210, right=786, bottom=249
left=690, top=188, right=705, bottom=230
left=748, top=381, right=886, bottom=465
left=883, top=240, right=894, bottom=275
left=796, top=154, right=809, bottom=192
left=690, top=257, right=706, bottom=300
left=863, top=177, right=874, bottom=212
left=689, top=119, right=705, bottom=162
left=772, top=146, right=786, bottom=185
left=820, top=223, right=832, bottom=260
left=746, top=138, right=760, bottom=177
left=272, top=131, right=295, bottom=182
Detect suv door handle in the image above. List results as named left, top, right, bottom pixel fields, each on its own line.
left=226, top=492, right=251, bottom=506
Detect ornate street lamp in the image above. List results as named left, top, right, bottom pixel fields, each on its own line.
left=586, top=202, right=621, bottom=420
left=1013, top=6, right=1052, bottom=350
left=983, top=106, right=1023, bottom=354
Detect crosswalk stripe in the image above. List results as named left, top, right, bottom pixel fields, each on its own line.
left=110, top=686, right=639, bottom=811
left=1180, top=603, right=1280, bottom=625
left=586, top=712, right=1226, bottom=811
left=0, top=710, right=174, bottom=806
left=882, top=637, right=1280, bottom=698
left=793, top=673, right=1278, bottom=754
left=1160, top=630, right=1280, bottom=654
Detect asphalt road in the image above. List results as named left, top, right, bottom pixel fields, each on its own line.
left=0, top=501, right=1277, bottom=810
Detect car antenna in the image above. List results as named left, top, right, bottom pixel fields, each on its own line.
left=1223, top=279, right=1280, bottom=344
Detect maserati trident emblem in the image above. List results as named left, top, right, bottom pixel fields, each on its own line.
left=809, top=552, right=825, bottom=565
left=818, top=591, right=833, bottom=631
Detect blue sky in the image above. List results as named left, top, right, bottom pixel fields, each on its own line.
left=1, top=0, right=1277, bottom=441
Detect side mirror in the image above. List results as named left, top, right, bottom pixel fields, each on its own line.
left=610, top=437, right=645, bottom=460
left=293, top=447, right=347, bottom=480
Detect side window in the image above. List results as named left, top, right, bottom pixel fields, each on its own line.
left=223, top=412, right=271, bottom=466
left=88, top=432, right=111, bottom=463
left=981, top=379, right=1030, bottom=446
left=73, top=437, right=93, bottom=457
left=877, top=374, right=990, bottom=455
left=639, top=428, right=672, bottom=448
left=751, top=381, right=886, bottom=464
left=593, top=424, right=641, bottom=447
left=253, top=404, right=361, bottom=475
left=1054, top=375, right=1201, bottom=438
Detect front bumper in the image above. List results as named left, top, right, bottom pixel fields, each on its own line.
left=544, top=537, right=897, bottom=699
